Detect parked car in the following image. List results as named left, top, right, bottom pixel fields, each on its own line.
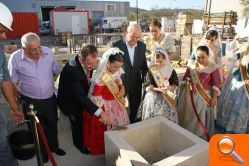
left=140, top=21, right=149, bottom=32
left=39, top=21, right=51, bottom=35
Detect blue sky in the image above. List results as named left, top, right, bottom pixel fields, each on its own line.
left=99, top=0, right=205, bottom=10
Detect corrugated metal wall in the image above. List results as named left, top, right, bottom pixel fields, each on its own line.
left=1, top=0, right=37, bottom=12
left=6, top=13, right=39, bottom=39
left=1, top=0, right=130, bottom=21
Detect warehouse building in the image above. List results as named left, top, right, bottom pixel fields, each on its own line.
left=1, top=0, right=130, bottom=22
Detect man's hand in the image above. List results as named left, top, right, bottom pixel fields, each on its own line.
left=11, top=109, right=24, bottom=124
left=99, top=111, right=112, bottom=126
left=1, top=81, right=24, bottom=124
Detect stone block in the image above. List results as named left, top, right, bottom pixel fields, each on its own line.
left=105, top=116, right=208, bottom=166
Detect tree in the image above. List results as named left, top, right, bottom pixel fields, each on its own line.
left=149, top=7, right=176, bottom=18
left=128, top=8, right=203, bottom=23
left=241, top=0, right=249, bottom=16
left=128, top=7, right=177, bottom=22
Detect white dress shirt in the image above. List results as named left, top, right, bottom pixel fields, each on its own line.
left=126, top=42, right=137, bottom=66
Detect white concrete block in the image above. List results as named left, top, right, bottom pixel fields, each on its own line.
left=105, top=116, right=209, bottom=166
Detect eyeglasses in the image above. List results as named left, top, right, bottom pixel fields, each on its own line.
left=28, top=46, right=42, bottom=54
left=130, top=35, right=140, bottom=40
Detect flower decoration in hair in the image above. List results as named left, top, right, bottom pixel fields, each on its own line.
left=109, top=47, right=124, bottom=56
left=153, top=48, right=167, bottom=56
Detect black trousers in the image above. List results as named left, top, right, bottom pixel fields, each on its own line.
left=21, top=94, right=59, bottom=155
left=68, top=109, right=84, bottom=151
left=128, top=89, right=142, bottom=124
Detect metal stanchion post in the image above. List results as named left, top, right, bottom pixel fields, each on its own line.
left=27, top=104, right=43, bottom=166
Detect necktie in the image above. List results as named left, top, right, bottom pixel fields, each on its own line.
left=86, top=70, right=90, bottom=85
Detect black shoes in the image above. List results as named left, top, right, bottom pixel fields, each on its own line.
left=42, top=153, right=49, bottom=163
left=41, top=147, right=65, bottom=163
left=51, top=147, right=66, bottom=156
left=74, top=145, right=91, bottom=155
left=79, top=147, right=90, bottom=155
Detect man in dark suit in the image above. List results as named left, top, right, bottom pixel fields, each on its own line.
left=57, top=44, right=112, bottom=154
left=112, top=24, right=148, bottom=123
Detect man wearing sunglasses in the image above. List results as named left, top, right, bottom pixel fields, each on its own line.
left=8, top=32, right=65, bottom=162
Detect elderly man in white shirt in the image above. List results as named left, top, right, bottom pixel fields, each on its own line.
left=112, top=24, right=148, bottom=123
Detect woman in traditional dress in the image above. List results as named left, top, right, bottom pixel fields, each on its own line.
left=137, top=48, right=179, bottom=123
left=216, top=43, right=249, bottom=133
left=178, top=45, right=220, bottom=141
left=144, top=19, right=175, bottom=57
left=189, top=27, right=222, bottom=65
left=188, top=27, right=224, bottom=84
left=83, top=47, right=130, bottom=155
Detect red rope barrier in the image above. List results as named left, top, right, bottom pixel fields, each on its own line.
left=36, top=122, right=57, bottom=166
left=189, top=86, right=210, bottom=141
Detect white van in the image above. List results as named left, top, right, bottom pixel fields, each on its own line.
left=101, top=17, right=127, bottom=31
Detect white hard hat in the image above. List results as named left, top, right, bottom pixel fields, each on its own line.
left=0, top=2, right=13, bottom=31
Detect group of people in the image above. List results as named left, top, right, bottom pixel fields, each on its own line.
left=142, top=18, right=249, bottom=142
left=0, top=2, right=248, bottom=165
left=57, top=23, right=147, bottom=155
left=57, top=18, right=249, bottom=158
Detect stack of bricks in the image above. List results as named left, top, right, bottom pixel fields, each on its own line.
left=176, top=12, right=194, bottom=36
left=180, top=35, right=192, bottom=61
left=180, top=35, right=202, bottom=61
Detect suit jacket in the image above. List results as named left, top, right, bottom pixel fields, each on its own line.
left=112, top=39, right=148, bottom=95
left=57, top=55, right=98, bottom=116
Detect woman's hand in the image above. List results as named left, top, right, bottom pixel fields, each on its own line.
left=119, top=85, right=125, bottom=97
left=209, top=97, right=217, bottom=108
left=146, top=85, right=154, bottom=91
left=164, top=85, right=177, bottom=92
left=152, top=87, right=166, bottom=93
left=160, top=87, right=168, bottom=93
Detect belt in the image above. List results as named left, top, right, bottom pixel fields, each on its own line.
left=21, top=94, right=55, bottom=103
